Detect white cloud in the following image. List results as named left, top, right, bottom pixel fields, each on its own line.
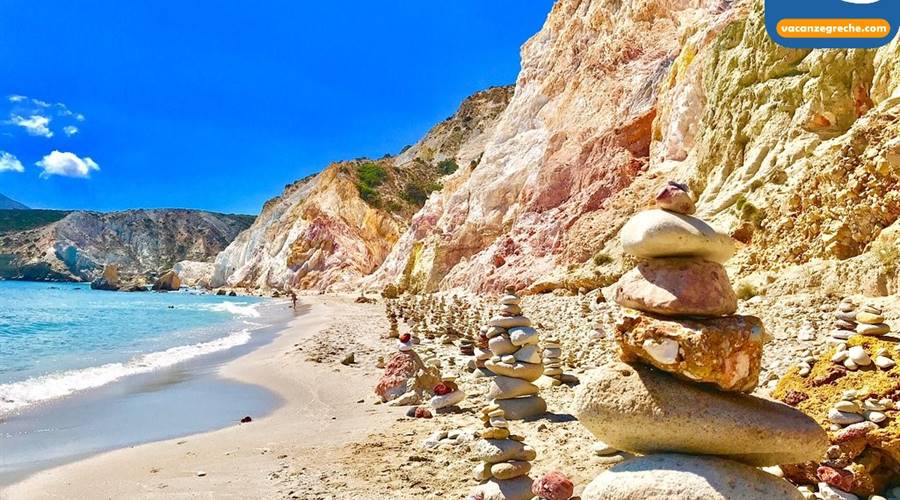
left=63, top=125, right=79, bottom=136
left=0, top=151, right=24, bottom=173
left=9, top=114, right=53, bottom=137
left=75, top=113, right=85, bottom=122
left=36, top=150, right=99, bottom=179
left=32, top=99, right=50, bottom=108
left=8, top=95, right=27, bottom=103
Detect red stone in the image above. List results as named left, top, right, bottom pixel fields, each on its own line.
left=817, top=466, right=855, bottom=492
left=531, top=470, right=574, bottom=500
left=414, top=407, right=432, bottom=419
left=433, top=383, right=451, bottom=396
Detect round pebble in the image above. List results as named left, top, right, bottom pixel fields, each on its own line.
left=834, top=400, right=861, bottom=413
left=848, top=346, right=871, bottom=366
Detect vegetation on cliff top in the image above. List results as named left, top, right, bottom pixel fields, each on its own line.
left=0, top=209, right=70, bottom=233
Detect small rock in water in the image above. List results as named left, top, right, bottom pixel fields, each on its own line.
left=240, top=416, right=252, bottom=423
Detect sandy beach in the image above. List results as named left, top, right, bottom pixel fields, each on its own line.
left=1, top=295, right=399, bottom=500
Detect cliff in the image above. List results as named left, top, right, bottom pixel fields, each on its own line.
left=0, top=209, right=254, bottom=281
left=211, top=86, right=514, bottom=292
left=370, top=0, right=899, bottom=297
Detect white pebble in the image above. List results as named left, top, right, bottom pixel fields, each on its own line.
left=848, top=346, right=871, bottom=366
left=828, top=408, right=865, bottom=425
left=844, top=358, right=859, bottom=370
left=865, top=411, right=887, bottom=423
left=842, top=390, right=858, bottom=400
left=874, top=356, right=895, bottom=370
left=834, top=400, right=861, bottom=413
left=832, top=350, right=849, bottom=362
left=818, top=482, right=859, bottom=500
left=761, top=465, right=783, bottom=477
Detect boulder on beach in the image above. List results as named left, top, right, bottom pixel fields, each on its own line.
left=614, top=258, right=737, bottom=317
left=152, top=270, right=182, bottom=291
left=573, top=362, right=828, bottom=466
left=90, top=264, right=121, bottom=291
left=620, top=209, right=735, bottom=263
left=581, top=454, right=804, bottom=500
left=615, top=312, right=765, bottom=392
left=374, top=350, right=436, bottom=403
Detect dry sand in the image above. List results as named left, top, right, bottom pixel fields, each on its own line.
left=1, top=296, right=402, bottom=500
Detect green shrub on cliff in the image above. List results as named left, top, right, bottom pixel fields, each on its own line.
left=356, top=162, right=388, bottom=205
left=438, top=158, right=459, bottom=176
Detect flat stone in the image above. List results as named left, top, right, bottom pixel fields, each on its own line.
left=581, top=454, right=804, bottom=500
left=482, top=427, right=510, bottom=439
left=620, top=209, right=736, bottom=263
left=429, top=389, right=465, bottom=410
left=495, top=396, right=547, bottom=420
left=498, top=294, right=521, bottom=306
left=543, top=367, right=563, bottom=376
left=542, top=347, right=562, bottom=358
left=835, top=311, right=857, bottom=322
left=828, top=408, right=865, bottom=425
left=856, top=311, right=885, bottom=324
left=573, top=363, right=828, bottom=466
left=485, top=360, right=544, bottom=382
left=508, top=327, right=539, bottom=346
left=499, top=304, right=522, bottom=316
left=490, top=460, right=531, bottom=480
left=489, top=335, right=518, bottom=356
left=856, top=323, right=890, bottom=336
left=489, top=316, right=532, bottom=329
left=488, top=376, right=540, bottom=400
left=468, top=476, right=533, bottom=500
left=513, top=344, right=541, bottom=364
left=474, top=439, right=528, bottom=464
left=615, top=312, right=765, bottom=392
left=486, top=326, right=507, bottom=338
left=614, top=258, right=737, bottom=317
left=834, top=319, right=857, bottom=330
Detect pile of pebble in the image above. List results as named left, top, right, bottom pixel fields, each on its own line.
left=469, top=405, right=536, bottom=500
left=483, top=286, right=547, bottom=420
left=541, top=337, right=563, bottom=385
left=831, top=343, right=897, bottom=372
left=831, top=298, right=859, bottom=341
left=831, top=299, right=893, bottom=341
left=827, top=389, right=891, bottom=428
left=572, top=181, right=828, bottom=499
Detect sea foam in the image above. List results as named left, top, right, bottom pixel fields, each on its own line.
left=0, top=327, right=253, bottom=415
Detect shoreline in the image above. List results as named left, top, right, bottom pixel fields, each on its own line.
left=1, top=294, right=398, bottom=499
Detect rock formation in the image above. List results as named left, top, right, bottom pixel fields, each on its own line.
left=365, top=0, right=898, bottom=298
left=469, top=405, right=536, bottom=500
left=0, top=209, right=252, bottom=282
left=774, top=336, right=899, bottom=497
left=212, top=86, right=513, bottom=292
left=152, top=270, right=182, bottom=291
left=574, top=184, right=827, bottom=498
left=483, top=286, right=546, bottom=420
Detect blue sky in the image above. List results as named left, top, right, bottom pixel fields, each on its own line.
left=0, top=1, right=552, bottom=214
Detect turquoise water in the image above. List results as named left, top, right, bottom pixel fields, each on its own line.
left=0, top=280, right=266, bottom=415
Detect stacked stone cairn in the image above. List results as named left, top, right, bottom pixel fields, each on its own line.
left=484, top=286, right=547, bottom=420
left=469, top=405, right=536, bottom=500
left=573, top=182, right=828, bottom=499
left=832, top=298, right=860, bottom=341
left=855, top=303, right=891, bottom=337
left=540, top=337, right=563, bottom=386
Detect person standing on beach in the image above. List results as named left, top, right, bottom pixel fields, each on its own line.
left=290, top=290, right=297, bottom=309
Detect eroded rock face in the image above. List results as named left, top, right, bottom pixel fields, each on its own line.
left=0, top=210, right=252, bottom=282
left=213, top=87, right=513, bottom=292
left=368, top=0, right=899, bottom=295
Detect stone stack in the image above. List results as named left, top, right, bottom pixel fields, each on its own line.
left=469, top=405, right=536, bottom=500
left=575, top=182, right=828, bottom=499
left=832, top=298, right=859, bottom=341
left=856, top=303, right=891, bottom=337
left=484, top=286, right=547, bottom=420
left=540, top=337, right=563, bottom=385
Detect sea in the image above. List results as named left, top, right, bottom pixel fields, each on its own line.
left=0, top=280, right=289, bottom=483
